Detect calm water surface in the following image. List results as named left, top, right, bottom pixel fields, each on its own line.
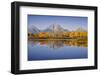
left=28, top=39, right=88, bottom=61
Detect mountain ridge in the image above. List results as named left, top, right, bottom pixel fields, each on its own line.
left=28, top=24, right=86, bottom=34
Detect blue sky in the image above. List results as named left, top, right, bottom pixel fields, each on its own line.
left=28, top=15, right=88, bottom=31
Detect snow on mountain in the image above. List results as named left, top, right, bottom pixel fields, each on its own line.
left=43, top=24, right=69, bottom=32
left=28, top=24, right=86, bottom=34
left=28, top=25, right=40, bottom=34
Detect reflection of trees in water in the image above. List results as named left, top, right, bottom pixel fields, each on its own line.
left=48, top=40, right=64, bottom=49
left=28, top=39, right=87, bottom=49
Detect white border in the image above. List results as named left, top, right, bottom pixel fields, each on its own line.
left=20, top=6, right=95, bottom=70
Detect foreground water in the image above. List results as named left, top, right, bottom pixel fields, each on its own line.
left=28, top=39, right=88, bottom=61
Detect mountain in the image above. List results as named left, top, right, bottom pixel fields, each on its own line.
left=28, top=25, right=87, bottom=34
left=43, top=24, right=69, bottom=32
left=75, top=27, right=87, bottom=32
left=28, top=25, right=40, bottom=34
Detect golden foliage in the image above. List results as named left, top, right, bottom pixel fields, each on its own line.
left=28, top=31, right=87, bottom=39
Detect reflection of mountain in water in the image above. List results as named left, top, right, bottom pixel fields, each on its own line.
left=48, top=40, right=64, bottom=49
left=29, top=39, right=87, bottom=49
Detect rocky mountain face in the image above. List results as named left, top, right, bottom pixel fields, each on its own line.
left=47, top=24, right=69, bottom=32
left=28, top=25, right=40, bottom=34
left=28, top=24, right=86, bottom=34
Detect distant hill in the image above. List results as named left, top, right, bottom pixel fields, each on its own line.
left=75, top=27, right=87, bottom=32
